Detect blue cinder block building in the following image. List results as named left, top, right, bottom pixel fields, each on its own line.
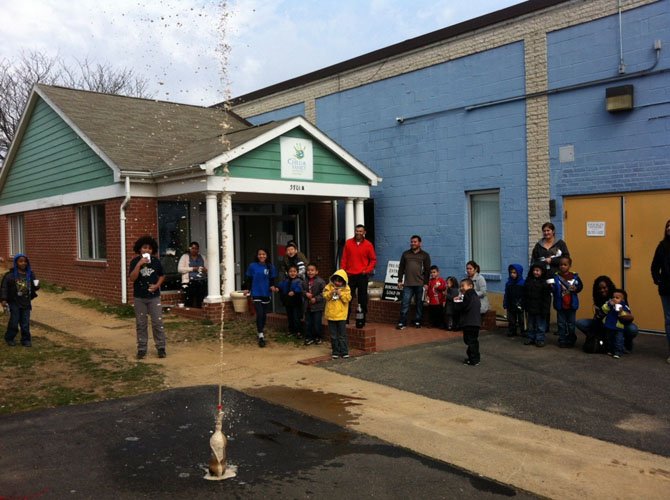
left=229, top=0, right=670, bottom=330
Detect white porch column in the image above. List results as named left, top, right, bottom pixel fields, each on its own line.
left=345, top=198, right=355, bottom=241
left=354, top=198, right=365, bottom=227
left=220, top=191, right=235, bottom=299
left=204, top=191, right=222, bottom=303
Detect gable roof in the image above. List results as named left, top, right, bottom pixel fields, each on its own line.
left=0, top=85, right=381, bottom=191
left=33, top=85, right=252, bottom=173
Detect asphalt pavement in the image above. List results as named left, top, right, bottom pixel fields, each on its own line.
left=0, top=386, right=536, bottom=499
left=325, top=330, right=670, bottom=457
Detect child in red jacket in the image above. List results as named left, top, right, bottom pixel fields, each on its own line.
left=426, top=265, right=447, bottom=328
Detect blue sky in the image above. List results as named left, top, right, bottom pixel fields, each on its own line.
left=1, top=0, right=520, bottom=105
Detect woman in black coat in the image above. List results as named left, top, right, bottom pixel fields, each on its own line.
left=650, top=218, right=670, bottom=364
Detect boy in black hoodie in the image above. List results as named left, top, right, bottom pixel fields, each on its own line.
left=503, top=264, right=525, bottom=337
left=1, top=253, right=40, bottom=347
left=454, top=278, right=482, bottom=366
left=524, top=262, right=551, bottom=347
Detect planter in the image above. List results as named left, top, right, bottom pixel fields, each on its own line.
left=230, top=291, right=248, bottom=313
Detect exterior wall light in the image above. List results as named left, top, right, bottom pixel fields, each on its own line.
left=606, top=85, right=634, bottom=112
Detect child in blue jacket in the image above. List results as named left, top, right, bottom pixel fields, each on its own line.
left=550, top=256, right=583, bottom=348
left=601, top=288, right=633, bottom=359
left=278, top=264, right=304, bottom=337
left=503, top=264, right=525, bottom=337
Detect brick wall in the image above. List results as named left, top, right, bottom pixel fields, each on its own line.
left=2, top=197, right=160, bottom=304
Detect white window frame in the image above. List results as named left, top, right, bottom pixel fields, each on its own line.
left=468, top=190, right=501, bottom=275
left=9, top=214, right=25, bottom=256
left=77, top=204, right=107, bottom=260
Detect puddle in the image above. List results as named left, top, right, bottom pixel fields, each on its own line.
left=615, top=413, right=669, bottom=432
left=248, top=386, right=365, bottom=427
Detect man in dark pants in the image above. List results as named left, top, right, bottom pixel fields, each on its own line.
left=341, top=224, right=377, bottom=326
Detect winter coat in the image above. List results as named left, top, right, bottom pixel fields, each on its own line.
left=304, top=275, right=327, bottom=312
left=651, top=239, right=670, bottom=296
left=551, top=271, right=583, bottom=311
left=455, top=288, right=481, bottom=328
left=470, top=272, right=489, bottom=314
left=323, top=269, right=351, bottom=321
left=426, top=277, right=447, bottom=305
left=503, top=264, right=525, bottom=311
left=601, top=301, right=633, bottom=331
left=524, top=276, right=551, bottom=315
left=278, top=276, right=304, bottom=307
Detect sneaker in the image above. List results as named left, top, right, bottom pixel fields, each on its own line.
left=304, top=339, right=315, bottom=346
left=463, top=358, right=480, bottom=366
left=258, top=337, right=266, bottom=348
left=315, top=338, right=322, bottom=345
left=157, top=348, right=167, bottom=358
left=342, top=354, right=350, bottom=359
left=5, top=340, right=16, bottom=346
left=613, top=354, right=621, bottom=359
left=396, top=323, right=406, bottom=330
left=137, top=351, right=147, bottom=360
left=535, top=341, right=545, bottom=348
left=413, top=322, right=421, bottom=329
left=331, top=354, right=339, bottom=359
left=523, top=338, right=534, bottom=345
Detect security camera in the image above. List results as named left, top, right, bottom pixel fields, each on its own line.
left=396, top=116, right=404, bottom=124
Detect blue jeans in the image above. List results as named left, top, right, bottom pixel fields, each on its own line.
left=5, top=303, right=31, bottom=345
left=329, top=320, right=348, bottom=356
left=527, top=314, right=546, bottom=343
left=399, top=285, right=424, bottom=325
left=607, top=329, right=624, bottom=356
left=661, top=295, right=670, bottom=350
left=305, top=310, right=323, bottom=341
left=556, top=309, right=577, bottom=346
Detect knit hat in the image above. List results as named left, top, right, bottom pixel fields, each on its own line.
left=285, top=240, right=298, bottom=250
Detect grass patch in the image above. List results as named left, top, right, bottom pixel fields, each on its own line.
left=63, top=297, right=135, bottom=318
left=0, top=328, right=165, bottom=415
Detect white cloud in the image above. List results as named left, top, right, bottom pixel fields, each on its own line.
left=1, top=0, right=520, bottom=105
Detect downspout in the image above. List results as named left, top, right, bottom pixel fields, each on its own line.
left=120, top=176, right=131, bottom=304
left=618, top=0, right=626, bottom=74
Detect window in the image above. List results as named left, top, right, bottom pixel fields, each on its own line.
left=469, top=191, right=501, bottom=274
left=78, top=204, right=106, bottom=260
left=9, top=215, right=24, bottom=255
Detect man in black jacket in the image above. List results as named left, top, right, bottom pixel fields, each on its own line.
left=396, top=235, right=431, bottom=330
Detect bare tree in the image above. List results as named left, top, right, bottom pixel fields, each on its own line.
left=0, top=50, right=153, bottom=162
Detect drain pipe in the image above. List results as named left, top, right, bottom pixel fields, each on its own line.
left=120, top=176, right=131, bottom=304
left=618, top=0, right=626, bottom=74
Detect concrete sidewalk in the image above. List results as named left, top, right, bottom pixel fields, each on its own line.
left=24, top=291, right=670, bottom=498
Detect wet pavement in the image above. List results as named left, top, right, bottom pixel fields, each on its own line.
left=0, top=386, right=536, bottom=499
left=324, top=330, right=670, bottom=458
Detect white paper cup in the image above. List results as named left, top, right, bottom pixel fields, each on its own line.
left=614, top=304, right=622, bottom=311
left=33, top=279, right=39, bottom=287
left=142, top=253, right=151, bottom=260
left=178, top=303, right=185, bottom=308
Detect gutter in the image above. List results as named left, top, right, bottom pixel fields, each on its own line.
left=120, top=176, right=131, bottom=304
